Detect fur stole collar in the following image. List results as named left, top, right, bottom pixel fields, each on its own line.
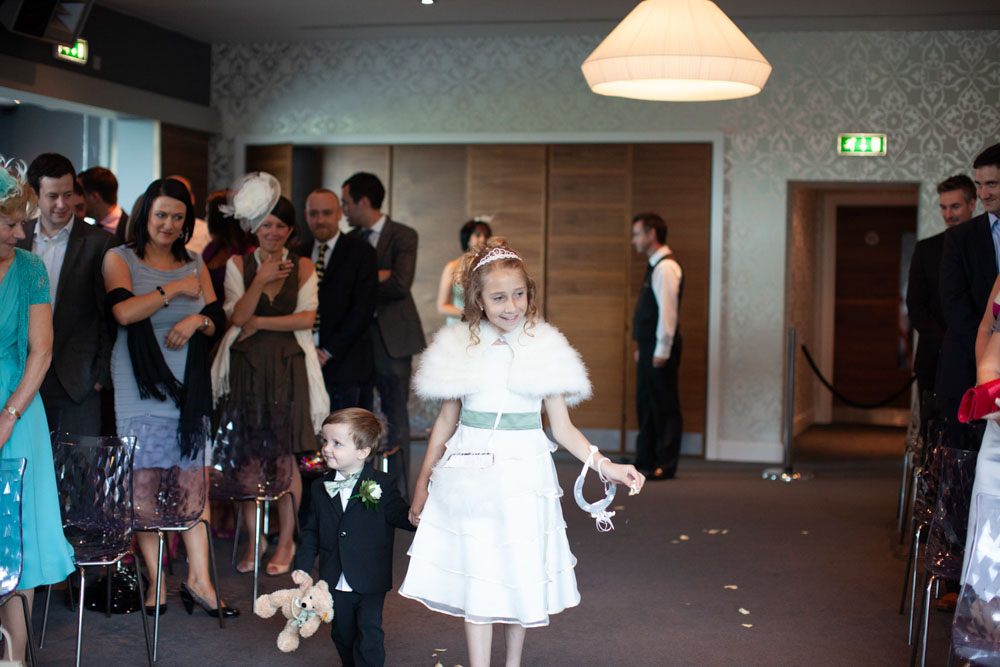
left=413, top=319, right=592, bottom=407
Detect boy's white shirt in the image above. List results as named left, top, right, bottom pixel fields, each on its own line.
left=333, top=469, right=356, bottom=592
left=414, top=319, right=592, bottom=407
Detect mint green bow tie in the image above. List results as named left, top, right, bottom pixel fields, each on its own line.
left=324, top=473, right=360, bottom=498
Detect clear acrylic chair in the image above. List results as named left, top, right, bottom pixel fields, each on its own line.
left=0, top=458, right=35, bottom=667
left=210, top=401, right=295, bottom=603
left=952, top=492, right=1000, bottom=666
left=130, top=415, right=224, bottom=661
left=40, top=433, right=152, bottom=667
left=898, top=391, right=928, bottom=536
left=910, top=447, right=977, bottom=667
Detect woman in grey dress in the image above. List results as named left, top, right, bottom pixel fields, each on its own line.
left=103, top=178, right=237, bottom=617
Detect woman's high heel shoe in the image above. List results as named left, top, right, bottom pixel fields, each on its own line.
left=235, top=537, right=268, bottom=574
left=178, top=583, right=240, bottom=618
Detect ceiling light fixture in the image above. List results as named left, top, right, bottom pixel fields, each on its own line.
left=421, top=0, right=434, bottom=5
left=581, top=0, right=772, bottom=102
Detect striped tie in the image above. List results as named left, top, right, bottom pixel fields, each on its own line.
left=312, top=242, right=328, bottom=334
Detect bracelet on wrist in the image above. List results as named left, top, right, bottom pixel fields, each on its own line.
left=156, top=285, right=169, bottom=307
left=3, top=405, right=22, bottom=420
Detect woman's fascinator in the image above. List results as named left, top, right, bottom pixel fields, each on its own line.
left=0, top=155, right=34, bottom=218
left=220, top=171, right=280, bottom=234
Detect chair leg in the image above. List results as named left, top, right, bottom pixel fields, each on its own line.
left=14, top=592, right=36, bottom=667
left=152, top=532, right=165, bottom=662
left=912, top=573, right=936, bottom=667
left=132, top=554, right=153, bottom=667
left=38, top=584, right=51, bottom=648
left=946, top=642, right=954, bottom=667
left=199, top=519, right=224, bottom=629
left=253, top=500, right=263, bottom=604
left=290, top=491, right=301, bottom=541
left=898, top=452, right=911, bottom=524
left=74, top=566, right=86, bottom=667
left=263, top=499, right=270, bottom=538
left=232, top=502, right=242, bottom=568
left=908, top=523, right=925, bottom=644
left=105, top=564, right=113, bottom=618
left=901, top=516, right=918, bottom=614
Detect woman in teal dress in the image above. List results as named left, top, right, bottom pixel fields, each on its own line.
left=0, top=156, right=74, bottom=663
left=436, top=218, right=492, bottom=326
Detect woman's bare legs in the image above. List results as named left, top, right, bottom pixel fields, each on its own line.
left=267, top=457, right=301, bottom=573
left=466, top=621, right=493, bottom=667
left=137, top=531, right=166, bottom=606
left=181, top=502, right=225, bottom=607
left=0, top=588, right=33, bottom=662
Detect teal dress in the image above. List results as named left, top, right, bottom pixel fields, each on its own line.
left=0, top=249, right=75, bottom=589
left=445, top=282, right=465, bottom=327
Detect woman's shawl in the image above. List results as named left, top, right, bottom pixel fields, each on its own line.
left=414, top=319, right=592, bottom=407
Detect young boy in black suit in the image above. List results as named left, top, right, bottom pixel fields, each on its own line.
left=293, top=408, right=415, bottom=667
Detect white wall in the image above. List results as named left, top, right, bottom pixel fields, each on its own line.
left=113, top=119, right=160, bottom=212
left=209, top=29, right=1000, bottom=462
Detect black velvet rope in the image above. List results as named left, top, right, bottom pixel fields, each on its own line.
left=799, top=344, right=917, bottom=410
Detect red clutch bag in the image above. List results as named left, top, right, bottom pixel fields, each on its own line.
left=958, top=378, right=1000, bottom=423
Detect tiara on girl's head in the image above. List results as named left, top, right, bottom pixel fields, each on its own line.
left=473, top=247, right=521, bottom=272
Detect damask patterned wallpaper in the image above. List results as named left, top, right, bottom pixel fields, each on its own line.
left=210, top=29, right=1000, bottom=458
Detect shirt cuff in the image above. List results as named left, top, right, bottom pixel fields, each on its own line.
left=653, top=341, right=672, bottom=359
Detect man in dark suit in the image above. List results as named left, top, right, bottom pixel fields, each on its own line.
left=301, top=188, right=378, bottom=411
left=908, top=175, right=976, bottom=399
left=21, top=153, right=120, bottom=435
left=77, top=166, right=128, bottom=242
left=342, top=172, right=426, bottom=499
left=938, top=144, right=1000, bottom=450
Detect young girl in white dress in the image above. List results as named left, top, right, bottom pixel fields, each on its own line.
left=399, top=238, right=645, bottom=667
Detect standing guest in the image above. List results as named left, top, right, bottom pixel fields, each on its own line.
left=343, top=172, right=425, bottom=499
left=78, top=166, right=128, bottom=241
left=293, top=408, right=414, bottom=667
left=212, top=174, right=328, bottom=576
left=436, top=218, right=492, bottom=327
left=168, top=174, right=212, bottom=254
left=202, top=189, right=252, bottom=303
left=18, top=153, right=119, bottom=436
left=939, top=144, right=1000, bottom=450
left=303, top=188, right=378, bottom=412
left=102, top=177, right=237, bottom=617
left=0, top=156, right=75, bottom=664
left=908, top=176, right=976, bottom=399
left=70, top=179, right=86, bottom=220
left=630, top=213, right=684, bottom=480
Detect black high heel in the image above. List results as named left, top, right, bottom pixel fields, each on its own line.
left=144, top=603, right=167, bottom=616
left=178, top=583, right=240, bottom=618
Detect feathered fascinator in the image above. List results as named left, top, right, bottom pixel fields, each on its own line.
left=0, top=155, right=27, bottom=207
left=220, top=171, right=280, bottom=234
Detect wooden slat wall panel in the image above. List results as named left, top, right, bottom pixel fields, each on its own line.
left=627, top=143, right=712, bottom=436
left=320, top=146, right=392, bottom=212
left=160, top=123, right=210, bottom=214
left=547, top=144, right=631, bottom=430
left=390, top=145, right=468, bottom=336
left=466, top=146, right=547, bottom=306
left=245, top=144, right=292, bottom=199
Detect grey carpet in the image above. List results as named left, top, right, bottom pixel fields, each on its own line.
left=29, top=430, right=944, bottom=666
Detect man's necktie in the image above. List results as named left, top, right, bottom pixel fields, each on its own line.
left=312, top=242, right=328, bottom=334
left=362, top=228, right=375, bottom=247
left=324, top=472, right=360, bottom=498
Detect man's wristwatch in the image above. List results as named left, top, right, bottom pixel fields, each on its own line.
left=3, top=405, right=21, bottom=420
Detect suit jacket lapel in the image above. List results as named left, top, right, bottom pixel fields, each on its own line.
left=324, top=472, right=346, bottom=519
left=55, top=219, right=86, bottom=310
left=375, top=218, right=392, bottom=262
left=977, top=215, right=998, bottom=281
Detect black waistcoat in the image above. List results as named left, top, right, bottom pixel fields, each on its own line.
left=632, top=254, right=683, bottom=343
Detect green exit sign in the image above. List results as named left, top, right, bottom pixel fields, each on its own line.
left=54, top=39, right=88, bottom=66
left=838, top=133, right=886, bottom=156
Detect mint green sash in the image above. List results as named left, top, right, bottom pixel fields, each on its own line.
left=459, top=408, right=541, bottom=430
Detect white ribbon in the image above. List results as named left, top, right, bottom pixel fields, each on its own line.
left=574, top=445, right=617, bottom=532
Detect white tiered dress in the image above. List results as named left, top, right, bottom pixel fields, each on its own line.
left=399, top=341, right=580, bottom=627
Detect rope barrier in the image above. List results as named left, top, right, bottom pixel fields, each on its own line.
left=799, top=344, right=917, bottom=410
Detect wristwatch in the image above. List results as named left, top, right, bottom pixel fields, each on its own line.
left=201, top=316, right=211, bottom=330
left=3, top=405, right=21, bottom=420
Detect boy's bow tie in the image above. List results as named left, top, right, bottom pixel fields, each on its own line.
left=324, top=472, right=360, bottom=497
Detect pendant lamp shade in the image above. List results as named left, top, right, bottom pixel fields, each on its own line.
left=582, top=0, right=772, bottom=102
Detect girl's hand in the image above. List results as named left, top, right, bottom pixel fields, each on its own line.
left=165, top=314, right=202, bottom=350
left=409, top=483, right=429, bottom=527
left=168, top=272, right=202, bottom=300
left=601, top=461, right=646, bottom=495
left=255, top=258, right=293, bottom=286
left=237, top=316, right=259, bottom=342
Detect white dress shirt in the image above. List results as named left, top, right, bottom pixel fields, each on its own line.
left=648, top=244, right=683, bottom=360
left=332, top=469, right=357, bottom=592
left=362, top=216, right=386, bottom=248
left=33, top=218, right=75, bottom=308
left=311, top=232, right=339, bottom=347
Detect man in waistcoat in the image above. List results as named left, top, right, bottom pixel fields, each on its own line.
left=631, top=213, right=684, bottom=480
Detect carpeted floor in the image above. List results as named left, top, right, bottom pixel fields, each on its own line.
left=28, top=425, right=944, bottom=666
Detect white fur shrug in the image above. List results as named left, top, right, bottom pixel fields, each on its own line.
left=413, top=320, right=592, bottom=407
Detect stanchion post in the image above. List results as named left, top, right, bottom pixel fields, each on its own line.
left=763, top=327, right=813, bottom=482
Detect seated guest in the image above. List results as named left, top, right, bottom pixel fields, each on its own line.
left=0, top=155, right=75, bottom=663
left=436, top=218, right=491, bottom=326
left=103, top=177, right=237, bottom=617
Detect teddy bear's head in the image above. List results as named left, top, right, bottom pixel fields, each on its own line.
left=296, top=579, right=333, bottom=622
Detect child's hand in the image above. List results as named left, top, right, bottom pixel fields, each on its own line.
left=602, top=461, right=646, bottom=495
left=409, top=485, right=429, bottom=527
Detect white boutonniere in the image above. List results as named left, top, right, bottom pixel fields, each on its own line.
left=351, top=480, right=382, bottom=511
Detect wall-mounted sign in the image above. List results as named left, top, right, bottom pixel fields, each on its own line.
left=838, top=133, right=886, bottom=156
left=54, top=39, right=88, bottom=65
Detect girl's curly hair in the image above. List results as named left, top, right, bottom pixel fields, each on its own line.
left=456, top=237, right=538, bottom=346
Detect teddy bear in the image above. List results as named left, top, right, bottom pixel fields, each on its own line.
left=254, top=570, right=334, bottom=652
